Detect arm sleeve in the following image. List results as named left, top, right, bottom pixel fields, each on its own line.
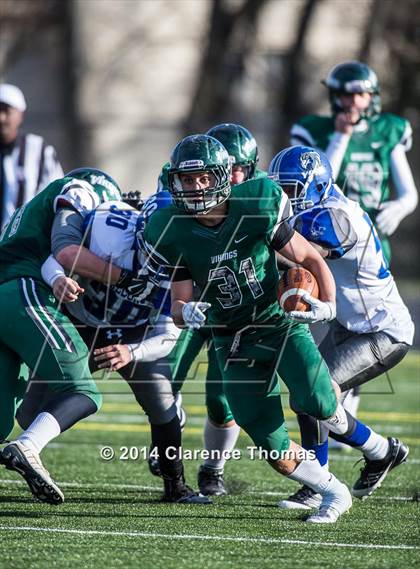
left=51, top=208, right=85, bottom=257
left=41, top=254, right=66, bottom=287
left=324, top=132, right=351, bottom=179
left=389, top=144, right=418, bottom=214
left=128, top=315, right=182, bottom=362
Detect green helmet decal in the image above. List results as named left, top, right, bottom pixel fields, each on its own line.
left=65, top=167, right=122, bottom=202
left=323, top=61, right=381, bottom=118
left=168, top=134, right=231, bottom=215
left=206, top=123, right=259, bottom=180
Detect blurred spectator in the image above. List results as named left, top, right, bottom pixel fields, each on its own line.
left=290, top=61, right=418, bottom=264
left=0, top=83, right=63, bottom=228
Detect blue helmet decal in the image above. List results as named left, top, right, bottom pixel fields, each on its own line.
left=268, top=146, right=333, bottom=211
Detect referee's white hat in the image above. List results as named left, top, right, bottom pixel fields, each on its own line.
left=0, top=84, right=27, bottom=112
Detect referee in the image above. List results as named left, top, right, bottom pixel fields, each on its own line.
left=0, top=83, right=63, bottom=229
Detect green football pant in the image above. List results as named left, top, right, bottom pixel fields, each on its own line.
left=213, top=316, right=336, bottom=454
left=172, top=327, right=234, bottom=424
left=0, top=278, right=101, bottom=439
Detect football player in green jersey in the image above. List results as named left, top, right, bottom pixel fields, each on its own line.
left=144, top=134, right=354, bottom=523
left=0, top=168, right=142, bottom=504
left=290, top=60, right=418, bottom=264
left=166, top=124, right=264, bottom=496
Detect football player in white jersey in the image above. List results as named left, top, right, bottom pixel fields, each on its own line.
left=17, top=191, right=211, bottom=504
left=268, top=146, right=413, bottom=509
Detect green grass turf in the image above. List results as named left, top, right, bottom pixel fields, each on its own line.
left=0, top=352, right=419, bottom=569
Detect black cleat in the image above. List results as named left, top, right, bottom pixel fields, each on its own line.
left=1, top=441, right=64, bottom=505
left=161, top=476, right=212, bottom=504
left=198, top=465, right=227, bottom=496
left=352, top=437, right=409, bottom=499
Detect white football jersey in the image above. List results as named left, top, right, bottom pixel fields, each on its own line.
left=291, top=186, right=414, bottom=344
left=67, top=201, right=170, bottom=328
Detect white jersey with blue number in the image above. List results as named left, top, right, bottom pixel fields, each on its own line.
left=291, top=187, right=414, bottom=344
left=67, top=201, right=170, bottom=328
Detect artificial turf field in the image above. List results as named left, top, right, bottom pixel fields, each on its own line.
left=0, top=351, right=419, bottom=569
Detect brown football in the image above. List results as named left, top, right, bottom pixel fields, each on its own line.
left=278, top=267, right=319, bottom=312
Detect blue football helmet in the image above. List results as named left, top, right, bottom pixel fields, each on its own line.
left=268, top=146, right=333, bottom=211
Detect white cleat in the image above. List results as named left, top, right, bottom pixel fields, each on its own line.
left=305, top=481, right=352, bottom=524
left=1, top=441, right=64, bottom=505
left=278, top=485, right=322, bottom=510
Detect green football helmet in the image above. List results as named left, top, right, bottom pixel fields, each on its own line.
left=65, top=167, right=122, bottom=202
left=168, top=134, right=231, bottom=215
left=206, top=123, right=259, bottom=180
left=323, top=61, right=381, bottom=118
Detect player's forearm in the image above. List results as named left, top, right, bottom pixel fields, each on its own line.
left=302, top=255, right=336, bottom=303
left=171, top=279, right=194, bottom=327
left=390, top=145, right=418, bottom=213
left=279, top=233, right=335, bottom=302
left=128, top=316, right=182, bottom=361
left=56, top=245, right=121, bottom=285
left=171, top=299, right=187, bottom=327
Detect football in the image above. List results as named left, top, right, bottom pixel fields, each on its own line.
left=278, top=267, right=319, bottom=312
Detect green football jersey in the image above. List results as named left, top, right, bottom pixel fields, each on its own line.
left=292, top=113, right=412, bottom=217
left=0, top=176, right=120, bottom=284
left=144, top=177, right=292, bottom=330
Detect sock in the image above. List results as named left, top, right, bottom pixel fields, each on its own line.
left=297, top=414, right=329, bottom=467
left=357, top=432, right=389, bottom=460
left=310, top=442, right=329, bottom=467
left=322, top=403, right=349, bottom=435
left=203, top=418, right=241, bottom=470
left=44, top=393, right=98, bottom=431
left=17, top=412, right=61, bottom=454
left=151, top=415, right=184, bottom=480
left=287, top=458, right=342, bottom=494
left=329, top=409, right=388, bottom=460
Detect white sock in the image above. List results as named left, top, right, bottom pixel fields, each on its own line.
left=287, top=458, right=343, bottom=494
left=17, top=412, right=61, bottom=454
left=322, top=403, right=349, bottom=435
left=203, top=418, right=241, bottom=470
left=358, top=432, right=389, bottom=461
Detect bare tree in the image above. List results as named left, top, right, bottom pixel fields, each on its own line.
left=184, top=0, right=269, bottom=134
left=271, top=0, right=322, bottom=153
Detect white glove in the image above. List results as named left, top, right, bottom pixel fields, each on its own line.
left=182, top=302, right=211, bottom=329
left=285, top=293, right=336, bottom=324
left=375, top=200, right=406, bottom=236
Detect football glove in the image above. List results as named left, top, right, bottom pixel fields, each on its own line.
left=182, top=302, right=211, bottom=329
left=285, top=293, right=336, bottom=324
left=375, top=200, right=405, bottom=236
left=115, top=269, right=149, bottom=297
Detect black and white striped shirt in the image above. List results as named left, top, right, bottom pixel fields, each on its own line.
left=0, top=133, right=63, bottom=228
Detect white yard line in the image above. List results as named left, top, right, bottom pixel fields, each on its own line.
left=0, top=477, right=416, bottom=502
left=0, top=525, right=417, bottom=550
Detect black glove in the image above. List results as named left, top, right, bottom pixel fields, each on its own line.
left=121, top=191, right=143, bottom=210
left=115, top=269, right=149, bottom=297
